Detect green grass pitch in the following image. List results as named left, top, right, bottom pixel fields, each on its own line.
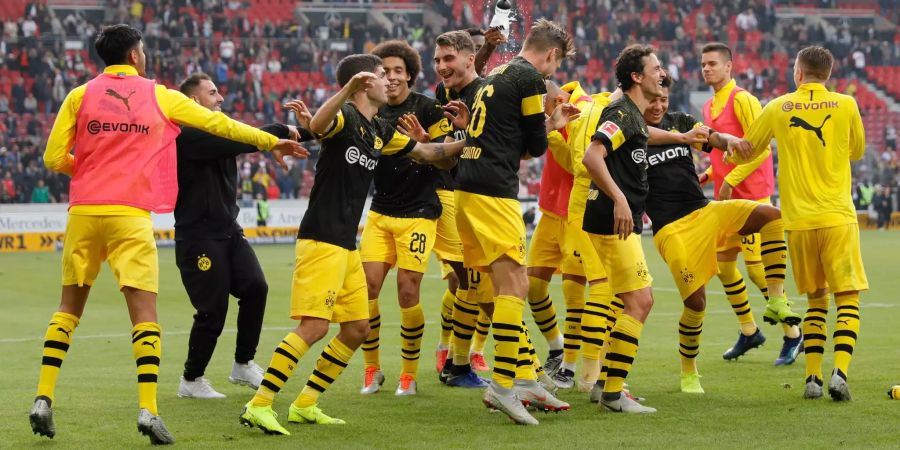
left=1, top=231, right=899, bottom=448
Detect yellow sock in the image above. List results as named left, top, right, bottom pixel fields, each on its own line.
left=603, top=314, right=643, bottom=395
left=679, top=307, right=705, bottom=375
left=471, top=308, right=491, bottom=353
left=524, top=322, right=545, bottom=376
left=362, top=299, right=380, bottom=369
left=719, top=260, right=757, bottom=335
left=803, top=294, right=829, bottom=382
left=295, top=337, right=353, bottom=408
left=515, top=322, right=538, bottom=381
left=452, top=289, right=479, bottom=365
left=439, top=289, right=455, bottom=347
left=491, top=295, right=525, bottom=388
left=561, top=279, right=585, bottom=367
left=400, top=304, right=425, bottom=379
left=132, top=322, right=162, bottom=415
left=527, top=276, right=562, bottom=349
left=580, top=282, right=612, bottom=383
left=833, top=293, right=860, bottom=379
left=759, top=221, right=787, bottom=298
left=36, top=311, right=79, bottom=402
left=252, top=332, right=309, bottom=407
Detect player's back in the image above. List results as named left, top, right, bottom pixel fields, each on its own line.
left=750, top=83, right=864, bottom=230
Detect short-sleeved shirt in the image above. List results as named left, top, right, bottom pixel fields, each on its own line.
left=455, top=56, right=548, bottom=199
left=434, top=77, right=488, bottom=190
left=298, top=102, right=416, bottom=249
left=645, top=112, right=711, bottom=234
left=582, top=95, right=650, bottom=235
left=372, top=91, right=451, bottom=219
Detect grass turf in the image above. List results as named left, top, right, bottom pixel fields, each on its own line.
left=1, top=230, right=899, bottom=448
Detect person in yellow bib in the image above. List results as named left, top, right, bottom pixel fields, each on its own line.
left=730, top=46, right=867, bottom=401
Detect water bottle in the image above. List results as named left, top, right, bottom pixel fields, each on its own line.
left=489, top=0, right=512, bottom=39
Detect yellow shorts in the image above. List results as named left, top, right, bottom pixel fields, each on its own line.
left=434, top=189, right=464, bottom=264
left=291, top=239, right=368, bottom=322
left=455, top=191, right=526, bottom=271
left=466, top=267, right=495, bottom=304
left=718, top=198, right=769, bottom=261
left=589, top=232, right=653, bottom=295
left=360, top=211, right=437, bottom=273
left=787, top=224, right=868, bottom=295
left=61, top=214, right=158, bottom=292
left=527, top=212, right=565, bottom=269
left=654, top=200, right=759, bottom=300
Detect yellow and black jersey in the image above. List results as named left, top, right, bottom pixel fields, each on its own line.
left=434, top=77, right=488, bottom=190
left=582, top=95, right=650, bottom=235
left=455, top=56, right=547, bottom=199
left=645, top=112, right=710, bottom=234
left=299, top=102, right=416, bottom=249
left=372, top=91, right=451, bottom=219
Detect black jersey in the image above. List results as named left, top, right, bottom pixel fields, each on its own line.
left=434, top=77, right=487, bottom=190
left=455, top=56, right=547, bottom=199
left=371, top=91, right=450, bottom=219
left=298, top=103, right=416, bottom=249
left=645, top=112, right=712, bottom=234
left=582, top=95, right=650, bottom=235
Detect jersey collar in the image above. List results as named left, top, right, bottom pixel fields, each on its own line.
left=797, top=82, right=827, bottom=92
left=103, top=65, right=138, bottom=77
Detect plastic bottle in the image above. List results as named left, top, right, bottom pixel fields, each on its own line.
left=489, top=0, right=512, bottom=39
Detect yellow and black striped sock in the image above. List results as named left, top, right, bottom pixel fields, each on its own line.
left=400, top=304, right=425, bottom=379
left=524, top=323, right=545, bottom=377
left=36, top=312, right=79, bottom=402
left=527, top=276, right=562, bottom=350
left=759, top=220, right=787, bottom=298
left=561, top=279, right=585, bottom=369
left=833, top=293, right=860, bottom=379
left=679, top=307, right=705, bottom=375
left=603, top=314, right=643, bottom=395
left=132, top=322, right=162, bottom=415
left=514, top=321, right=538, bottom=381
left=439, top=289, right=455, bottom=348
left=471, top=308, right=490, bottom=353
left=803, top=294, right=829, bottom=383
left=452, top=289, right=479, bottom=365
left=252, top=332, right=309, bottom=407
left=492, top=295, right=525, bottom=388
left=719, top=260, right=757, bottom=336
left=580, top=282, right=612, bottom=383
left=362, top=299, right=380, bottom=369
left=295, top=337, right=353, bottom=408
left=748, top=262, right=799, bottom=337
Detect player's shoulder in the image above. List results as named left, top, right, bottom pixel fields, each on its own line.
left=669, top=111, right=699, bottom=130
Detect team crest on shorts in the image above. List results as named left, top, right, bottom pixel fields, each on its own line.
left=681, top=268, right=695, bottom=284
left=635, top=261, right=649, bottom=281
left=324, top=290, right=337, bottom=310
left=197, top=254, right=212, bottom=271
left=518, top=237, right=526, bottom=260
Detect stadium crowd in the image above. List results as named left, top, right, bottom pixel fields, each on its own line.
left=0, top=0, right=897, bottom=213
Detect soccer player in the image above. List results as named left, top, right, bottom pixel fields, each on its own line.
left=239, top=54, right=464, bottom=435
left=31, top=24, right=305, bottom=444
left=730, top=46, right=867, bottom=401
left=700, top=42, right=802, bottom=363
left=455, top=19, right=576, bottom=425
left=467, top=27, right=506, bottom=77
left=357, top=40, right=452, bottom=396
left=643, top=75, right=790, bottom=394
left=173, top=73, right=310, bottom=399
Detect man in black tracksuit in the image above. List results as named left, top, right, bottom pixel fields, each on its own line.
left=173, top=73, right=311, bottom=398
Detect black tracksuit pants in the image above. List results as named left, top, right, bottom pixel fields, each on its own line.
left=175, top=234, right=267, bottom=380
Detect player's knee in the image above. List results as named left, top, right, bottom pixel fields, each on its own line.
left=683, top=292, right=706, bottom=312
left=298, top=319, right=330, bottom=343
left=238, top=277, right=268, bottom=301
left=341, top=320, right=371, bottom=346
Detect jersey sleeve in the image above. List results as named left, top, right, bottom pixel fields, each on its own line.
left=735, top=99, right=777, bottom=164
left=733, top=91, right=763, bottom=133
left=421, top=99, right=452, bottom=141
left=317, top=104, right=349, bottom=141
left=43, top=84, right=86, bottom=176
left=519, top=70, right=549, bottom=157
left=848, top=98, right=866, bottom=161
left=381, top=128, right=417, bottom=157
left=592, top=108, right=634, bottom=153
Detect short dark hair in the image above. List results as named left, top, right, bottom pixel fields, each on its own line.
left=436, top=30, right=475, bottom=55
left=335, top=54, right=382, bottom=88
left=701, top=42, right=732, bottom=61
left=179, top=73, right=212, bottom=96
left=660, top=74, right=673, bottom=89
left=94, top=24, right=143, bottom=66
left=797, top=46, right=833, bottom=80
left=523, top=19, right=575, bottom=59
left=465, top=28, right=485, bottom=37
left=615, top=44, right=655, bottom=90
left=370, top=40, right=421, bottom=88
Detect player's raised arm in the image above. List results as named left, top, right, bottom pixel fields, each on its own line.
left=308, top=72, right=377, bottom=135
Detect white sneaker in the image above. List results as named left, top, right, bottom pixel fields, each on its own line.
left=600, top=392, right=656, bottom=414
left=513, top=379, right=570, bottom=412
left=229, top=361, right=264, bottom=389
left=178, top=376, right=226, bottom=399
left=483, top=381, right=539, bottom=425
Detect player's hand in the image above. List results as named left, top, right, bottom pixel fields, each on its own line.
left=282, top=99, right=313, bottom=131
left=683, top=126, right=709, bottom=146
left=728, top=138, right=754, bottom=160
left=270, top=139, right=310, bottom=170
left=697, top=172, right=709, bottom=185
left=484, top=27, right=508, bottom=46
left=718, top=182, right=733, bottom=200
left=546, top=102, right=580, bottom=132
left=346, top=72, right=378, bottom=94
left=397, top=113, right=430, bottom=143
left=287, top=125, right=301, bottom=141
left=443, top=100, right=470, bottom=130
left=613, top=197, right=634, bottom=240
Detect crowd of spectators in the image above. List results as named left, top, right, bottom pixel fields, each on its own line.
left=0, top=0, right=897, bottom=210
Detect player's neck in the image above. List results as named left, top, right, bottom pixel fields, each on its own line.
left=624, top=88, right=651, bottom=114
left=712, top=77, right=732, bottom=92
left=459, top=71, right=478, bottom=89
left=387, top=89, right=411, bottom=107
left=351, top=96, right=380, bottom=121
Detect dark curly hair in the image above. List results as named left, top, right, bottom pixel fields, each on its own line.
left=615, top=44, right=655, bottom=91
left=370, top=40, right=421, bottom=88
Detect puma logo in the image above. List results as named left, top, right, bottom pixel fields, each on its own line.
left=836, top=319, right=850, bottom=326
left=56, top=327, right=71, bottom=337
left=789, top=115, right=831, bottom=147
left=414, top=255, right=423, bottom=264
left=142, top=339, right=158, bottom=349
left=808, top=323, right=824, bottom=330
left=105, top=88, right=136, bottom=111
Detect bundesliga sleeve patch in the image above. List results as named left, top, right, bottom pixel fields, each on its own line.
left=597, top=121, right=625, bottom=150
